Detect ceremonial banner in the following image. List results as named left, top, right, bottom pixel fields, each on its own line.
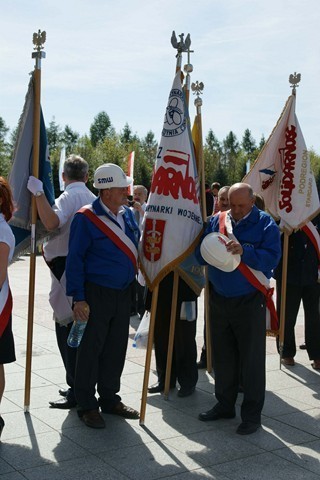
left=59, top=145, right=66, bottom=191
left=8, top=74, right=55, bottom=259
left=243, top=94, right=319, bottom=229
left=126, top=151, right=135, bottom=196
left=139, top=71, right=203, bottom=290
left=192, top=113, right=201, bottom=173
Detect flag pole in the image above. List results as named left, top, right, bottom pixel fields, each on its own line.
left=162, top=32, right=192, bottom=399
left=192, top=81, right=212, bottom=373
left=139, top=284, right=159, bottom=425
left=278, top=76, right=301, bottom=369
left=278, top=231, right=289, bottom=368
left=24, top=30, right=46, bottom=412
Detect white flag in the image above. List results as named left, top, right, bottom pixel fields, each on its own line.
left=59, top=146, right=66, bottom=191
left=139, top=71, right=203, bottom=290
left=244, top=94, right=319, bottom=230
left=125, top=151, right=135, bottom=196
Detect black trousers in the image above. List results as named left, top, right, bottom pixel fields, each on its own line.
left=74, top=281, right=131, bottom=411
left=210, top=289, right=266, bottom=424
left=55, top=321, right=77, bottom=401
left=276, top=281, right=320, bottom=359
left=153, top=274, right=198, bottom=389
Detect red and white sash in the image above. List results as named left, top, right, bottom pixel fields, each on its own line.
left=79, top=206, right=138, bottom=271
left=0, top=278, right=13, bottom=337
left=219, top=210, right=278, bottom=335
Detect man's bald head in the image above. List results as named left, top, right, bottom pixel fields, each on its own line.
left=228, top=183, right=254, bottom=221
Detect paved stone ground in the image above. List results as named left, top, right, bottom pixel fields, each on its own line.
left=1, top=255, right=320, bottom=479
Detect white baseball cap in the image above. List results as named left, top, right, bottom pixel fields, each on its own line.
left=93, top=163, right=133, bottom=189
left=200, top=232, right=241, bottom=272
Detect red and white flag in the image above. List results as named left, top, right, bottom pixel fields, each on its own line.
left=244, top=94, right=319, bottom=230
left=139, top=71, right=203, bottom=290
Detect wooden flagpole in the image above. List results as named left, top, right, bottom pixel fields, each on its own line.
left=191, top=81, right=212, bottom=373
left=278, top=231, right=289, bottom=369
left=163, top=32, right=193, bottom=399
left=24, top=30, right=46, bottom=412
left=139, top=284, right=159, bottom=424
left=278, top=79, right=300, bottom=370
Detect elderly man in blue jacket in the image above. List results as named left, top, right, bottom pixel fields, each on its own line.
left=66, top=163, right=140, bottom=429
left=197, top=182, right=281, bottom=435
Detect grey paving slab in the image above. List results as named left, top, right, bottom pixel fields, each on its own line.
left=272, top=408, right=320, bottom=438
left=163, top=427, right=264, bottom=467
left=0, top=473, right=27, bottom=480
left=274, top=439, right=320, bottom=475
left=30, top=406, right=81, bottom=430
left=62, top=417, right=152, bottom=454
left=98, top=441, right=202, bottom=480
left=0, top=457, right=15, bottom=476
left=212, top=451, right=320, bottom=479
left=0, top=411, right=53, bottom=442
left=160, top=469, right=232, bottom=480
left=20, top=455, right=128, bottom=480
left=0, top=431, right=87, bottom=470
left=263, top=390, right=317, bottom=418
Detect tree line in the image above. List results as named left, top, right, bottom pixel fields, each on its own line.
left=1, top=111, right=320, bottom=197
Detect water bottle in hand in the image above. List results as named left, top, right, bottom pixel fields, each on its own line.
left=67, top=320, right=87, bottom=348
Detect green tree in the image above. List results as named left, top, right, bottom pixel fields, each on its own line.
left=259, top=134, right=266, bottom=150
left=242, top=129, right=256, bottom=158
left=0, top=117, right=11, bottom=178
left=89, top=111, right=113, bottom=147
left=62, top=125, right=79, bottom=154
left=222, top=131, right=240, bottom=183
left=46, top=117, right=62, bottom=151
left=0, top=117, right=9, bottom=142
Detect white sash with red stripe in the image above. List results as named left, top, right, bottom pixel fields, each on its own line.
left=79, top=206, right=138, bottom=269
left=0, top=277, right=13, bottom=337
left=219, top=210, right=278, bottom=335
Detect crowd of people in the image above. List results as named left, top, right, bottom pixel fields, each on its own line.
left=1, top=158, right=319, bottom=438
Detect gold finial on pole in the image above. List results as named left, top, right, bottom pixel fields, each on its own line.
left=32, top=30, right=46, bottom=69
left=192, top=81, right=204, bottom=114
left=289, top=72, right=301, bottom=95
left=171, top=31, right=191, bottom=72
left=183, top=45, right=194, bottom=107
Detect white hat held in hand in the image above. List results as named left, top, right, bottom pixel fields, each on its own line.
left=200, top=232, right=241, bottom=272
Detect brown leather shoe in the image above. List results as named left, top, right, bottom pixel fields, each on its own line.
left=311, top=359, right=320, bottom=370
left=103, top=402, right=140, bottom=419
left=82, top=409, right=105, bottom=429
left=281, top=357, right=295, bottom=366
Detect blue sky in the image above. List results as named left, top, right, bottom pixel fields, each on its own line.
left=1, top=0, right=320, bottom=152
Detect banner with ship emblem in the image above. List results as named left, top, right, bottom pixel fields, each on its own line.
left=243, top=91, right=319, bottom=230
left=139, top=71, right=203, bottom=290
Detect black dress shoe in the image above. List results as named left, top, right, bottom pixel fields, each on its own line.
left=58, top=389, right=69, bottom=397
left=148, top=382, right=175, bottom=393
left=236, top=421, right=261, bottom=435
left=49, top=398, right=77, bottom=409
left=177, top=386, right=195, bottom=397
left=198, top=405, right=236, bottom=421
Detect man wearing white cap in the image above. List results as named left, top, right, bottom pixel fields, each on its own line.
left=66, top=163, right=140, bottom=428
left=197, top=182, right=280, bottom=435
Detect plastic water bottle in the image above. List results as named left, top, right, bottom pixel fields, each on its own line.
left=67, top=320, right=87, bottom=348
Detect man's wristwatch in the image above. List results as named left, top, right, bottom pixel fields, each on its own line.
left=35, top=190, right=44, bottom=197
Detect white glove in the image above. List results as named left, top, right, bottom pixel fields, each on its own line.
left=27, top=176, right=44, bottom=195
